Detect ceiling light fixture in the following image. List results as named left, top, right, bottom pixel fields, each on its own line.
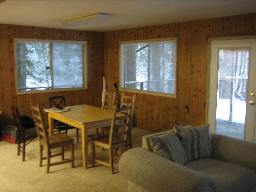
left=63, top=13, right=111, bottom=26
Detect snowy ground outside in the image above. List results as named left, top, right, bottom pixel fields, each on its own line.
left=216, top=98, right=246, bottom=123
left=216, top=98, right=245, bottom=139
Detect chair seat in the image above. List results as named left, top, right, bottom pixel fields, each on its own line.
left=16, top=126, right=35, bottom=132
left=17, top=127, right=37, bottom=143
left=93, top=135, right=126, bottom=148
left=23, top=135, right=37, bottom=144
left=48, top=134, right=73, bottom=147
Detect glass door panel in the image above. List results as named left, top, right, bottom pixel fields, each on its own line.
left=216, top=49, right=250, bottom=139
left=208, top=38, right=256, bottom=142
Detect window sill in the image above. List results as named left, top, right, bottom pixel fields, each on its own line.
left=16, top=87, right=88, bottom=95
left=120, top=88, right=176, bottom=98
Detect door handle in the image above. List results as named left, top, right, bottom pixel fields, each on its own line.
left=249, top=100, right=255, bottom=105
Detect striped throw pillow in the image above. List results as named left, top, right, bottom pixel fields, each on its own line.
left=148, top=132, right=188, bottom=165
left=176, top=124, right=211, bottom=162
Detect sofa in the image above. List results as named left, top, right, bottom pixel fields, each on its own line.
left=119, top=129, right=256, bottom=192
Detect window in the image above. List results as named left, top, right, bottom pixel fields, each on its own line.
left=15, top=39, right=87, bottom=93
left=120, top=39, right=176, bottom=96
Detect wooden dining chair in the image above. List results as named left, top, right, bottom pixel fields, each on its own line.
left=49, top=96, right=79, bottom=143
left=120, top=93, right=136, bottom=148
left=99, top=91, right=118, bottom=137
left=91, top=105, right=132, bottom=174
left=11, top=106, right=37, bottom=161
left=30, top=104, right=74, bottom=173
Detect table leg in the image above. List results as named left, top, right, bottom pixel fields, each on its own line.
left=48, top=114, right=55, bottom=136
left=81, top=126, right=88, bottom=169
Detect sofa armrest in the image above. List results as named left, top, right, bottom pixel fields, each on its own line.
left=119, top=148, right=215, bottom=192
left=212, top=134, right=256, bottom=171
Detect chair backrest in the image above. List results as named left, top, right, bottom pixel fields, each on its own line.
left=109, top=105, right=132, bottom=145
left=30, top=104, right=49, bottom=146
left=49, top=96, right=66, bottom=109
left=11, top=106, right=25, bottom=138
left=113, top=83, right=121, bottom=109
left=120, top=93, right=136, bottom=110
left=120, top=93, right=136, bottom=123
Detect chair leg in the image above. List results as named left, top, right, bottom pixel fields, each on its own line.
left=96, top=128, right=99, bottom=136
left=47, top=148, right=51, bottom=174
left=61, top=145, right=64, bottom=160
left=76, top=129, right=79, bottom=143
left=71, top=143, right=74, bottom=168
left=17, top=142, right=21, bottom=156
left=91, top=142, right=95, bottom=167
left=109, top=147, right=114, bottom=174
left=22, top=141, right=26, bottom=161
left=39, top=145, right=43, bottom=167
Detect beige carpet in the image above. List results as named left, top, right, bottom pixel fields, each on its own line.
left=0, top=128, right=152, bottom=192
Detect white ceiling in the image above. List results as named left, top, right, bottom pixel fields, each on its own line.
left=0, top=0, right=255, bottom=32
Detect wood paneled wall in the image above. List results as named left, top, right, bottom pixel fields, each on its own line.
left=104, top=13, right=256, bottom=131
left=0, top=13, right=255, bottom=130
left=0, top=25, right=104, bottom=119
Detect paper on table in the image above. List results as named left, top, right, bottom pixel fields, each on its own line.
left=44, top=107, right=70, bottom=113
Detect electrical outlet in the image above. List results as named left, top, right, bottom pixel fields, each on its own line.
left=184, top=105, right=189, bottom=113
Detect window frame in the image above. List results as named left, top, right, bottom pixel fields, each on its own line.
left=14, top=38, right=88, bottom=95
left=119, top=38, right=177, bottom=98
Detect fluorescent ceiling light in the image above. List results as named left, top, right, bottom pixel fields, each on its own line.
left=63, top=13, right=111, bottom=26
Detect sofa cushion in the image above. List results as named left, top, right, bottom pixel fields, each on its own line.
left=177, top=124, right=211, bottom=161
left=186, top=159, right=256, bottom=192
left=148, top=132, right=187, bottom=164
left=142, top=129, right=175, bottom=150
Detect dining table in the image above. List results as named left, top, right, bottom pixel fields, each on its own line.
left=46, top=104, right=118, bottom=170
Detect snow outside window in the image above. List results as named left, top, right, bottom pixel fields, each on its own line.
left=15, top=40, right=86, bottom=93
left=120, top=39, right=176, bottom=96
